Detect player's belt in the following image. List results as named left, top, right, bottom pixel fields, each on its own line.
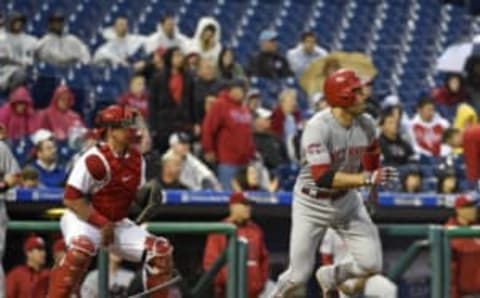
left=301, top=187, right=347, bottom=200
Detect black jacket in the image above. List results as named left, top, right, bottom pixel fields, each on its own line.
left=247, top=51, right=292, bottom=79
left=254, top=132, right=289, bottom=171
left=193, top=77, right=222, bottom=123
left=379, top=133, right=414, bottom=166
left=148, top=69, right=195, bottom=151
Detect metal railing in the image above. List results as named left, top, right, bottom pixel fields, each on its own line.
left=9, top=221, right=480, bottom=297
left=7, top=221, right=247, bottom=298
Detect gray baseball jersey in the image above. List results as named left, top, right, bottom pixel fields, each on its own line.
left=0, top=141, right=20, bottom=298
left=296, top=108, right=376, bottom=193
left=271, top=109, right=383, bottom=297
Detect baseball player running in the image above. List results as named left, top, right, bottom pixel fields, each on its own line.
left=271, top=69, right=398, bottom=297
left=47, top=105, right=174, bottom=298
left=319, top=228, right=397, bottom=297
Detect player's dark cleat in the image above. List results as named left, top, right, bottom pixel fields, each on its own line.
left=322, top=289, right=339, bottom=298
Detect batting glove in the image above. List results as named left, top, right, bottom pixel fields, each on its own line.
left=364, top=166, right=399, bottom=187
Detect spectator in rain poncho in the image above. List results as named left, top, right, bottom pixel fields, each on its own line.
left=36, top=12, right=90, bottom=66
left=0, top=12, right=38, bottom=91
left=186, top=17, right=222, bottom=65
left=93, top=16, right=145, bottom=66
left=143, top=14, right=188, bottom=54
left=0, top=86, right=40, bottom=140
left=38, top=85, right=85, bottom=141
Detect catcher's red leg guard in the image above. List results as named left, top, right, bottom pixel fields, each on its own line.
left=143, top=236, right=174, bottom=298
left=47, top=236, right=96, bottom=298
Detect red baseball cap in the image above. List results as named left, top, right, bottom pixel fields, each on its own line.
left=23, top=235, right=45, bottom=252
left=455, top=194, right=477, bottom=208
left=229, top=192, right=254, bottom=205
left=52, top=238, right=66, bottom=254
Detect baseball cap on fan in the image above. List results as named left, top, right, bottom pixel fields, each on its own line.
left=169, top=132, right=190, bottom=146
left=23, top=235, right=45, bottom=252
left=31, top=129, right=54, bottom=146
left=259, top=29, right=278, bottom=42
left=455, top=194, right=478, bottom=208
left=255, top=107, right=272, bottom=119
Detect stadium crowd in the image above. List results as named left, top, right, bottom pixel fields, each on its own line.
left=1, top=6, right=480, bottom=298
left=0, top=11, right=476, bottom=194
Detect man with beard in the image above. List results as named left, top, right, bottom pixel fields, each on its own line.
left=36, top=11, right=90, bottom=66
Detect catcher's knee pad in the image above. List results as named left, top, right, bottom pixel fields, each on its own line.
left=143, top=236, right=174, bottom=298
left=47, top=236, right=96, bottom=298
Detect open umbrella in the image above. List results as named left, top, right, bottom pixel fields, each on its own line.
left=436, top=36, right=480, bottom=73
left=300, top=51, right=377, bottom=96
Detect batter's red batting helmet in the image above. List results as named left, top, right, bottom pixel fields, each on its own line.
left=95, top=104, right=134, bottom=129
left=324, top=69, right=364, bottom=108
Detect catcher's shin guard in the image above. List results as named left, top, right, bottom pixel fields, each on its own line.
left=47, top=236, right=96, bottom=298
left=143, top=236, right=174, bottom=298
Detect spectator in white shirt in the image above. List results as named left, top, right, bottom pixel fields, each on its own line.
left=144, top=13, right=188, bottom=55
left=287, top=32, right=327, bottom=78
left=36, top=12, right=90, bottom=66
left=440, top=127, right=463, bottom=157
left=0, top=12, right=38, bottom=90
left=93, top=16, right=145, bottom=66
left=407, top=97, right=450, bottom=157
left=166, top=132, right=221, bottom=190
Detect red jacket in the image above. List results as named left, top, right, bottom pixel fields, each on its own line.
left=463, top=125, right=480, bottom=182
left=270, top=106, right=302, bottom=139
left=203, top=219, right=269, bottom=298
left=6, top=265, right=49, bottom=298
left=118, top=91, right=149, bottom=119
left=201, top=91, right=255, bottom=165
left=445, top=217, right=480, bottom=298
left=430, top=86, right=467, bottom=106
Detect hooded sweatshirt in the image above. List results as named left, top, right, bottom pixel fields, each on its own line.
left=0, top=86, right=40, bottom=140
left=39, top=85, right=85, bottom=141
left=187, top=17, right=222, bottom=64
left=454, top=103, right=478, bottom=130
left=407, top=113, right=450, bottom=156
left=201, top=90, right=255, bottom=165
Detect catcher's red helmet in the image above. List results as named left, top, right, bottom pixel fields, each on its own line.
left=95, top=104, right=134, bottom=129
left=324, top=69, right=364, bottom=108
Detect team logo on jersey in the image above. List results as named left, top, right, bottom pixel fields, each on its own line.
left=307, top=143, right=323, bottom=155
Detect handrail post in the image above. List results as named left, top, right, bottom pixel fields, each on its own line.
left=237, top=239, right=248, bottom=298
left=387, top=239, right=428, bottom=281
left=98, top=249, right=109, bottom=298
left=191, top=250, right=227, bottom=296
left=442, top=230, right=451, bottom=297
left=227, top=234, right=238, bottom=298
left=428, top=225, right=443, bottom=298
